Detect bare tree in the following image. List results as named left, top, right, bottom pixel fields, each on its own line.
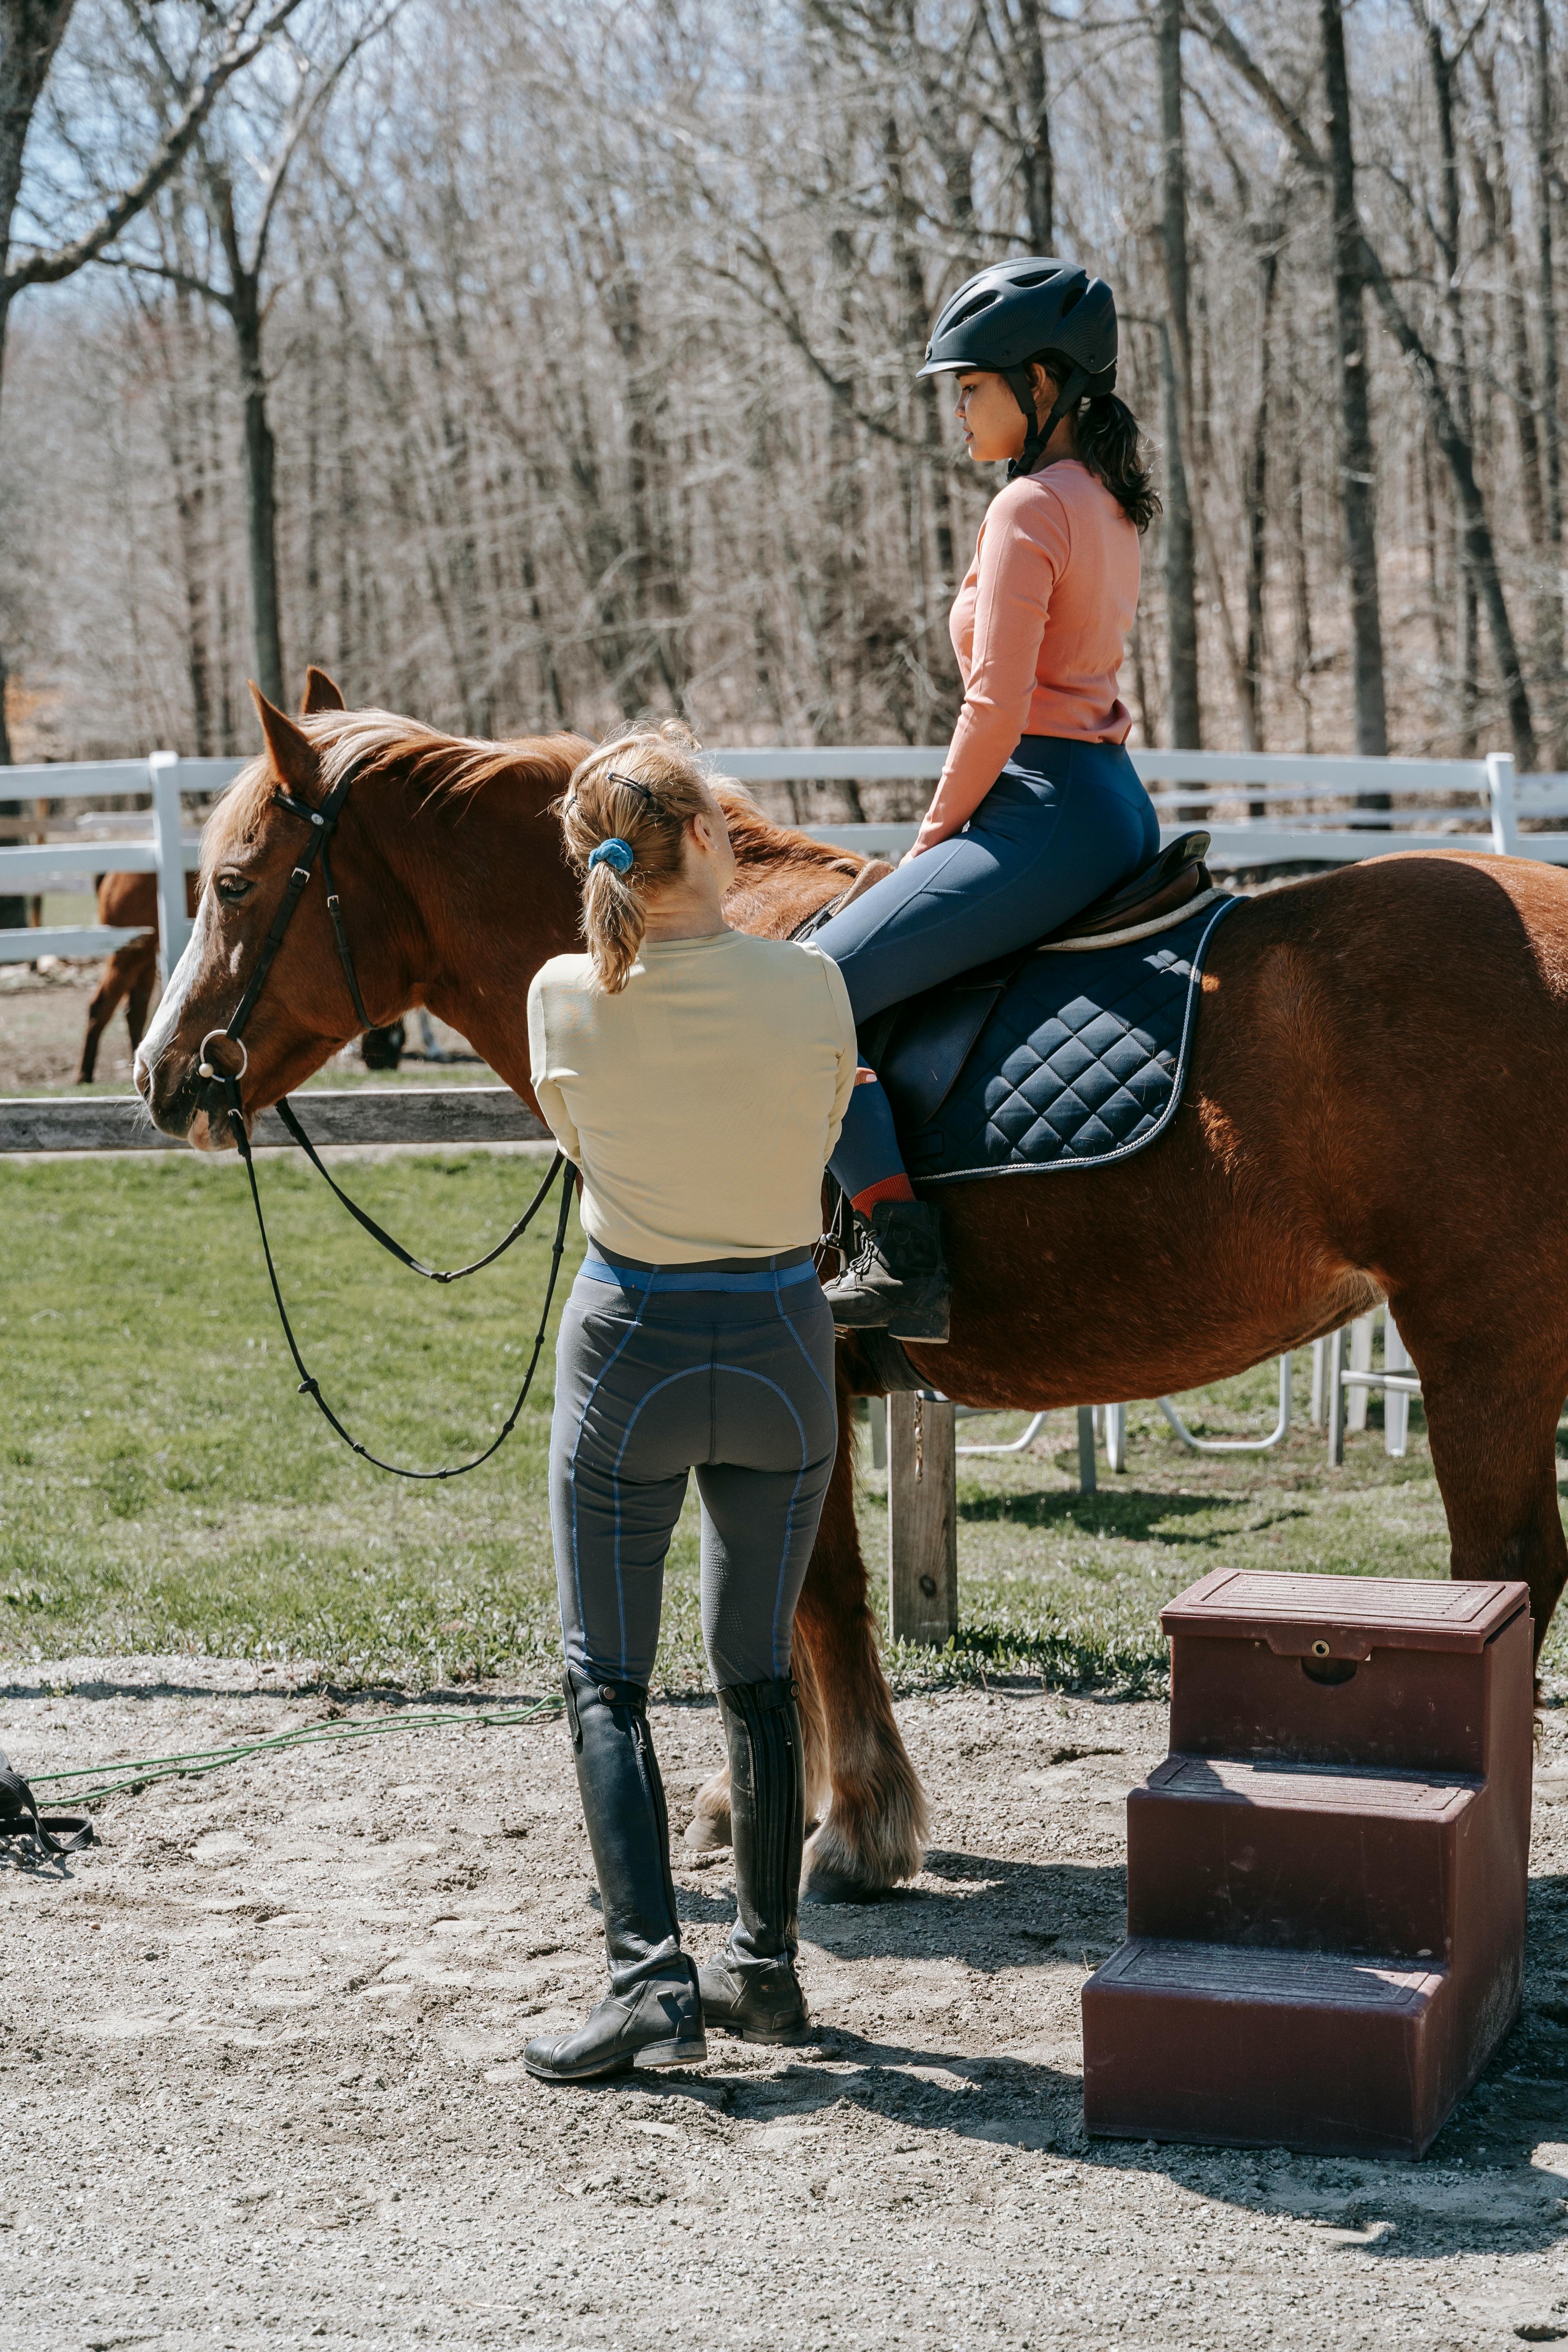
left=98, top=4, right=396, bottom=704
left=1157, top=0, right=1201, bottom=748
left=0, top=0, right=306, bottom=753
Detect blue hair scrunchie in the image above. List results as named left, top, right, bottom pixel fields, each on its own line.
left=588, top=837, right=635, bottom=875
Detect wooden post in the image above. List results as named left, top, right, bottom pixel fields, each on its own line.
left=1327, top=1326, right=1347, bottom=1466
left=1347, top=1314, right=1374, bottom=1432
left=1384, top=1311, right=1412, bottom=1458
left=1077, top=1404, right=1098, bottom=1494
left=887, top=1390, right=957, bottom=1647
left=149, top=751, right=192, bottom=984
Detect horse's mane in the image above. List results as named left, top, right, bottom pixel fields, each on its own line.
left=208, top=711, right=862, bottom=886
left=205, top=710, right=589, bottom=879
left=715, top=786, right=864, bottom=878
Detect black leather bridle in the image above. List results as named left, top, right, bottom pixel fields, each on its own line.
left=195, top=760, right=572, bottom=1481
left=196, top=760, right=374, bottom=1118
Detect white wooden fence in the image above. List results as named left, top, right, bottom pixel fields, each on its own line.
left=7, top=741, right=1568, bottom=975
left=0, top=753, right=234, bottom=976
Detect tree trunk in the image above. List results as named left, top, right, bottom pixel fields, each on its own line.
left=1534, top=0, right=1565, bottom=759
left=1426, top=17, right=1479, bottom=755
left=1241, top=231, right=1279, bottom=768
left=234, top=280, right=284, bottom=707
left=1014, top=0, right=1053, bottom=250
left=824, top=227, right=863, bottom=742
left=1319, top=0, right=1389, bottom=781
left=0, top=287, right=10, bottom=770
left=1360, top=245, right=1538, bottom=772
left=1158, top=0, right=1201, bottom=748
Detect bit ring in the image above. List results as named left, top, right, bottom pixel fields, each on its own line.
left=198, top=1030, right=249, bottom=1083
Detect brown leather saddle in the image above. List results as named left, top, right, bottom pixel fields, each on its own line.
left=869, top=830, right=1214, bottom=1134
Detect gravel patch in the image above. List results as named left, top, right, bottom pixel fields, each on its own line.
left=1, top=1668, right=1564, bottom=2350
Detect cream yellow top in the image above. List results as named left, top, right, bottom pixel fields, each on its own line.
left=526, top=929, right=858, bottom=1263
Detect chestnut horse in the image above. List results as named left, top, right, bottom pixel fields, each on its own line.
left=78, top=871, right=197, bottom=1082
left=137, top=684, right=1568, bottom=1894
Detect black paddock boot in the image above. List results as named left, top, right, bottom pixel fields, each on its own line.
left=526, top=1666, right=706, bottom=2083
left=820, top=1199, right=950, bottom=1343
left=699, top=1677, right=811, bottom=2046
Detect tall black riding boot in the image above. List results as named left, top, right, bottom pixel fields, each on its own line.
left=525, top=1666, right=706, bottom=2083
left=699, top=1677, right=811, bottom=2045
left=820, top=1199, right=950, bottom=1343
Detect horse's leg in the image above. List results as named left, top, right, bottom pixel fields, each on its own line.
left=125, top=962, right=155, bottom=1053
left=1405, top=1329, right=1568, bottom=1658
left=683, top=1382, right=929, bottom=1894
left=793, top=1388, right=929, bottom=1897
left=78, top=951, right=135, bottom=1082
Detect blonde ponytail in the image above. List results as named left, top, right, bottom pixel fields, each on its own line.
left=555, top=722, right=718, bottom=993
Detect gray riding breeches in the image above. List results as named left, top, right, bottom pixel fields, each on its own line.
left=548, top=1248, right=838, bottom=1690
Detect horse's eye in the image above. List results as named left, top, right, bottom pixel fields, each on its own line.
left=216, top=874, right=253, bottom=905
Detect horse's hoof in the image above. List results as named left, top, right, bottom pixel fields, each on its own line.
left=683, top=1811, right=730, bottom=1855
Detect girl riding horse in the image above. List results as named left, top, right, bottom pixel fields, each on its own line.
left=818, top=259, right=1161, bottom=1344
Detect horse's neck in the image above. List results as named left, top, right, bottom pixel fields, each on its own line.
left=412, top=808, right=849, bottom=1098
left=410, top=784, right=581, bottom=1095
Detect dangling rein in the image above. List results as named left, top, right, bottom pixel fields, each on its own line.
left=196, top=758, right=573, bottom=1481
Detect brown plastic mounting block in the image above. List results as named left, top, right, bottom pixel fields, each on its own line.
left=1082, top=1569, right=1533, bottom=2158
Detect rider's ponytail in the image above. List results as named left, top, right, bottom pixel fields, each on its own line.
left=555, top=723, right=715, bottom=995
left=1032, top=352, right=1161, bottom=533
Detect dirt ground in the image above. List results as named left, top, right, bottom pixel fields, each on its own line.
left=1, top=1663, right=1564, bottom=2352
left=0, top=961, right=138, bottom=1090
left=0, top=958, right=483, bottom=1095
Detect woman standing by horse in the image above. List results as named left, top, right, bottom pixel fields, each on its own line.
left=818, top=258, right=1162, bottom=1343
left=522, top=724, right=858, bottom=2083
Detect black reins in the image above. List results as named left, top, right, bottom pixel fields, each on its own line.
left=197, top=760, right=572, bottom=1481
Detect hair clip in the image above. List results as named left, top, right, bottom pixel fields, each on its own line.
left=604, top=768, right=658, bottom=802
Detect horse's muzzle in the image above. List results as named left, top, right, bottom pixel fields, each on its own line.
left=134, top=1051, right=241, bottom=1152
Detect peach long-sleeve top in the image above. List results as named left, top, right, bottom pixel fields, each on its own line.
left=916, top=459, right=1141, bottom=851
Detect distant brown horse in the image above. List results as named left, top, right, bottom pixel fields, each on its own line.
left=136, top=681, right=1568, bottom=1894
left=77, top=870, right=198, bottom=1081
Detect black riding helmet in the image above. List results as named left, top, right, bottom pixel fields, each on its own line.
left=918, top=257, right=1117, bottom=480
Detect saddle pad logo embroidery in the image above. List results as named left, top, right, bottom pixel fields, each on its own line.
left=904, top=897, right=1239, bottom=1183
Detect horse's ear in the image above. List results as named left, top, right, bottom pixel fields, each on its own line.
left=301, top=665, right=346, bottom=716
left=249, top=681, right=319, bottom=797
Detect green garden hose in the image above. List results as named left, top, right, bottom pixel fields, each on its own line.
left=23, top=1693, right=564, bottom=1815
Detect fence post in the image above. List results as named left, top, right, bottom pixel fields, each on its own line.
left=1347, top=1314, right=1374, bottom=1433
left=150, top=751, right=192, bottom=985
left=1076, top=1404, right=1097, bottom=1494
left=1487, top=753, right=1519, bottom=858
left=1327, top=1327, right=1347, bottom=1466
left=887, top=1390, right=958, bottom=1647
left=1384, top=1312, right=1412, bottom=1458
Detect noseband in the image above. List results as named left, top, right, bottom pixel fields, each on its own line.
left=195, top=755, right=572, bottom=1482
left=198, top=760, right=374, bottom=1116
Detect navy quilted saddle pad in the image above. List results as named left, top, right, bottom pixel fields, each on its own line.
left=886, top=896, right=1240, bottom=1184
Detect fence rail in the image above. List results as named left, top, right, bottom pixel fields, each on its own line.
left=0, top=1086, right=550, bottom=1155
left=7, top=741, right=1568, bottom=975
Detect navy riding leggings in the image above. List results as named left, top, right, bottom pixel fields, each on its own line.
left=548, top=1249, right=837, bottom=1691
left=813, top=735, right=1160, bottom=1201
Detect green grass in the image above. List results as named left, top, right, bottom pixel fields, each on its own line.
left=2, top=1152, right=1564, bottom=1695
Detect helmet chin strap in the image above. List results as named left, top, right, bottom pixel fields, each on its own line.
left=1004, top=361, right=1089, bottom=481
